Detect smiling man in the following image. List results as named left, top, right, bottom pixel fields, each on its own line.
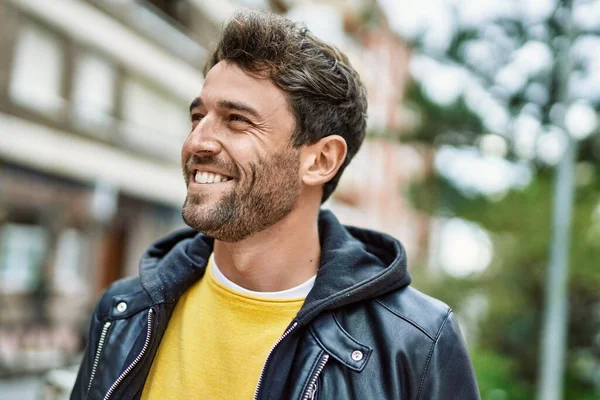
left=71, top=10, right=480, bottom=400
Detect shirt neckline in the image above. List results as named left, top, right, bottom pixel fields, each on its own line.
left=209, top=253, right=316, bottom=300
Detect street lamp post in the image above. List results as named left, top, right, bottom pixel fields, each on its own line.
left=537, top=1, right=575, bottom=399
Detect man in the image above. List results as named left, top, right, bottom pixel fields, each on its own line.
left=72, top=10, right=480, bottom=400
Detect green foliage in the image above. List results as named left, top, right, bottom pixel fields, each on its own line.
left=410, top=170, right=600, bottom=398
left=400, top=1, right=600, bottom=397
left=469, top=350, right=533, bottom=400
left=402, top=81, right=484, bottom=145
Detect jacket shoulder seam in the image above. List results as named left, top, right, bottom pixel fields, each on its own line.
left=373, top=299, right=436, bottom=341
left=416, top=309, right=452, bottom=400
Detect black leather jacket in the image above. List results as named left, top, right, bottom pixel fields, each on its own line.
left=72, top=210, right=480, bottom=399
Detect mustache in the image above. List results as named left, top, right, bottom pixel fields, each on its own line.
left=184, top=155, right=239, bottom=178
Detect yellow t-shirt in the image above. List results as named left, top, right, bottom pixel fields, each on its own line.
left=141, top=258, right=306, bottom=400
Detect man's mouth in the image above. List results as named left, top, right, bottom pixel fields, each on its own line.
left=194, top=170, right=233, bottom=184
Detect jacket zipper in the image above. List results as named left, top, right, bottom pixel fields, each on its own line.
left=253, top=321, right=299, bottom=400
left=103, top=308, right=154, bottom=400
left=302, top=353, right=329, bottom=400
left=86, top=321, right=112, bottom=396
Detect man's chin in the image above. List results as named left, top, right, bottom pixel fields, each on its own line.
left=181, top=195, right=234, bottom=233
left=181, top=207, right=211, bottom=233
left=182, top=195, right=208, bottom=226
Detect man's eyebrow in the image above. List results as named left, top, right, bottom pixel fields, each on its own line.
left=189, top=97, right=202, bottom=114
left=189, top=98, right=261, bottom=119
left=216, top=99, right=261, bottom=119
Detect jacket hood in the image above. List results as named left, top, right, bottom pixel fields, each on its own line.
left=139, top=209, right=411, bottom=325
left=297, top=210, right=411, bottom=324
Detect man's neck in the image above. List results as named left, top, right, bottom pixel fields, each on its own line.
left=212, top=203, right=321, bottom=292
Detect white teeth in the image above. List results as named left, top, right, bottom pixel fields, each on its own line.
left=194, top=170, right=230, bottom=184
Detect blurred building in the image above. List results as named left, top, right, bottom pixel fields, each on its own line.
left=0, top=0, right=221, bottom=376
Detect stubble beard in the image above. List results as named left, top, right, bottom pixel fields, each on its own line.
left=181, top=149, right=302, bottom=242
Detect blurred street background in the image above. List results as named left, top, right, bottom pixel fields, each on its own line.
left=0, top=0, right=599, bottom=399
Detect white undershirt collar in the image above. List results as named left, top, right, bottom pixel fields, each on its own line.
left=209, top=253, right=316, bottom=300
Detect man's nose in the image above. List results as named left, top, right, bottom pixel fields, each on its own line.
left=186, top=116, right=223, bottom=156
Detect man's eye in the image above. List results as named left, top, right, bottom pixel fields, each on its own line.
left=229, top=114, right=250, bottom=124
left=191, top=113, right=204, bottom=122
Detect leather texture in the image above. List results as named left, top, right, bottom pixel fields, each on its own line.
left=71, top=210, right=480, bottom=400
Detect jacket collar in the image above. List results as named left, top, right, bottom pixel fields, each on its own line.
left=139, top=209, right=411, bottom=324
left=140, top=228, right=212, bottom=304
left=295, top=210, right=410, bottom=324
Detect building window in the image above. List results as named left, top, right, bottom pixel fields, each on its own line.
left=0, top=223, right=48, bottom=294
left=71, top=51, right=117, bottom=135
left=9, top=23, right=65, bottom=116
left=121, top=78, right=189, bottom=161
left=52, top=228, right=89, bottom=294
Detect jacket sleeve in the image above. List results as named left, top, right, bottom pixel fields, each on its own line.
left=70, top=298, right=104, bottom=400
left=417, top=312, right=481, bottom=400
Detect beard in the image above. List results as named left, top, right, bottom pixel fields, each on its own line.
left=181, top=148, right=301, bottom=242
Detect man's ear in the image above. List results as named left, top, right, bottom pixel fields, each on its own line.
left=300, top=135, right=347, bottom=187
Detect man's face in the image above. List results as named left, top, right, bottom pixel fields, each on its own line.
left=181, top=61, right=302, bottom=242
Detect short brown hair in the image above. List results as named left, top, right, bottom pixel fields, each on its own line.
left=205, top=10, right=367, bottom=203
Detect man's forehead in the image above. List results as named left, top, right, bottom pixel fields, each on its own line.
left=197, top=61, right=287, bottom=113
